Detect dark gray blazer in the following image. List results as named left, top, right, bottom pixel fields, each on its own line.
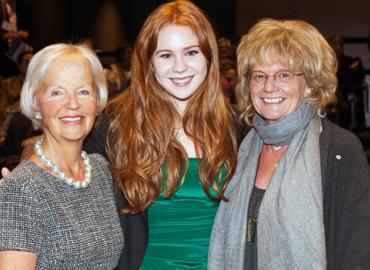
left=84, top=115, right=148, bottom=270
left=320, top=118, right=370, bottom=270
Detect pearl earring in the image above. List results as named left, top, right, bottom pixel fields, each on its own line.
left=35, top=112, right=42, bottom=119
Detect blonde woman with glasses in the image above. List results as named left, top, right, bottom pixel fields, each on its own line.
left=208, top=18, right=370, bottom=270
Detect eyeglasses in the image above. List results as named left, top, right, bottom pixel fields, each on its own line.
left=247, top=70, right=304, bottom=86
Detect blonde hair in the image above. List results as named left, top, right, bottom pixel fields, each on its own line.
left=236, top=18, right=337, bottom=125
left=21, top=43, right=107, bottom=128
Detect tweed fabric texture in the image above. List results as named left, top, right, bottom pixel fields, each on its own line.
left=0, top=153, right=124, bottom=269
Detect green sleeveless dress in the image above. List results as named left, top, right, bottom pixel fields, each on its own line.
left=140, top=158, right=224, bottom=270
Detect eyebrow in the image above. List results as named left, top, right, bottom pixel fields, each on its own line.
left=45, top=84, right=93, bottom=90
left=154, top=45, right=200, bottom=55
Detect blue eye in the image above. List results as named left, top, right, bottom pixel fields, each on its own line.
left=186, top=49, right=199, bottom=56
left=50, top=89, right=64, bottom=96
left=159, top=53, right=171, bottom=59
left=78, top=89, right=92, bottom=95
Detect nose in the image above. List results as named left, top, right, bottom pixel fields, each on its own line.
left=65, top=93, right=81, bottom=109
left=263, top=75, right=279, bottom=93
left=173, top=55, right=187, bottom=73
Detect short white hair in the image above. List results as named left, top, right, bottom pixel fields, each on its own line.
left=21, top=43, right=108, bottom=128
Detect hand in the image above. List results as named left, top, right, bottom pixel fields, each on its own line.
left=1, top=167, right=10, bottom=179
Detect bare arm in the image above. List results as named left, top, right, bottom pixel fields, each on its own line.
left=0, top=251, right=37, bottom=270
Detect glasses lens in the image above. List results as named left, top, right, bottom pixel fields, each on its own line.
left=276, top=71, right=292, bottom=83
left=251, top=72, right=266, bottom=84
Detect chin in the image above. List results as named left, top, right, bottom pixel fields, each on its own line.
left=262, top=116, right=284, bottom=124
left=62, top=134, right=87, bottom=142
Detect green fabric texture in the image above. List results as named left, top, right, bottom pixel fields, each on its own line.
left=141, top=158, right=225, bottom=269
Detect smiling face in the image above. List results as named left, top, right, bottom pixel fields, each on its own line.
left=249, top=61, right=308, bottom=123
left=151, top=24, right=208, bottom=111
left=35, top=57, right=97, bottom=145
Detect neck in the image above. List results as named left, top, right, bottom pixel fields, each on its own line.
left=40, top=137, right=84, bottom=178
left=171, top=96, right=189, bottom=117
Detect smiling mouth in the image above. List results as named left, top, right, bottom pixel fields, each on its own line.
left=262, top=98, right=284, bottom=104
left=170, top=76, right=193, bottom=87
left=60, top=116, right=83, bottom=122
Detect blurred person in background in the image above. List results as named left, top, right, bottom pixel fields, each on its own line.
left=327, top=36, right=366, bottom=130
left=1, top=0, right=29, bottom=78
left=0, top=50, right=33, bottom=125
left=0, top=51, right=34, bottom=169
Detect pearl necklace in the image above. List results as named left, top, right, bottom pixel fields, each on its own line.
left=34, top=138, right=91, bottom=189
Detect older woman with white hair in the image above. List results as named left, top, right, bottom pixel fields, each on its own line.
left=208, top=19, right=370, bottom=270
left=0, top=44, right=123, bottom=269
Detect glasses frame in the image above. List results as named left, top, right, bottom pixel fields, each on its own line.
left=246, top=70, right=304, bottom=86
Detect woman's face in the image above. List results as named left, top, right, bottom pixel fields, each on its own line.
left=151, top=24, right=208, bottom=112
left=35, top=57, right=97, bottom=144
left=249, top=61, right=308, bottom=123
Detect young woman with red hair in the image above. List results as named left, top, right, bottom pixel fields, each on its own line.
left=85, top=1, right=237, bottom=269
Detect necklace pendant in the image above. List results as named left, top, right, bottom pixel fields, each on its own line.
left=267, top=144, right=282, bottom=168
left=247, top=217, right=257, bottom=242
left=272, top=145, right=282, bottom=151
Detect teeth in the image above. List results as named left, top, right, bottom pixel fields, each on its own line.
left=62, top=117, right=81, bottom=121
left=171, top=76, right=192, bottom=85
left=263, top=98, right=283, bottom=103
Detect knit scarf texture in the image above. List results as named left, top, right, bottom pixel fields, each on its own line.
left=208, top=103, right=326, bottom=270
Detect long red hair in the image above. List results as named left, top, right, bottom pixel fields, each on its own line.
left=106, top=0, right=237, bottom=213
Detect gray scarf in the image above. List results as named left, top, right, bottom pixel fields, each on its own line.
left=208, top=103, right=326, bottom=270
left=253, top=102, right=317, bottom=145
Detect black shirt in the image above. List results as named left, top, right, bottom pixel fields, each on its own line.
left=245, top=185, right=265, bottom=270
